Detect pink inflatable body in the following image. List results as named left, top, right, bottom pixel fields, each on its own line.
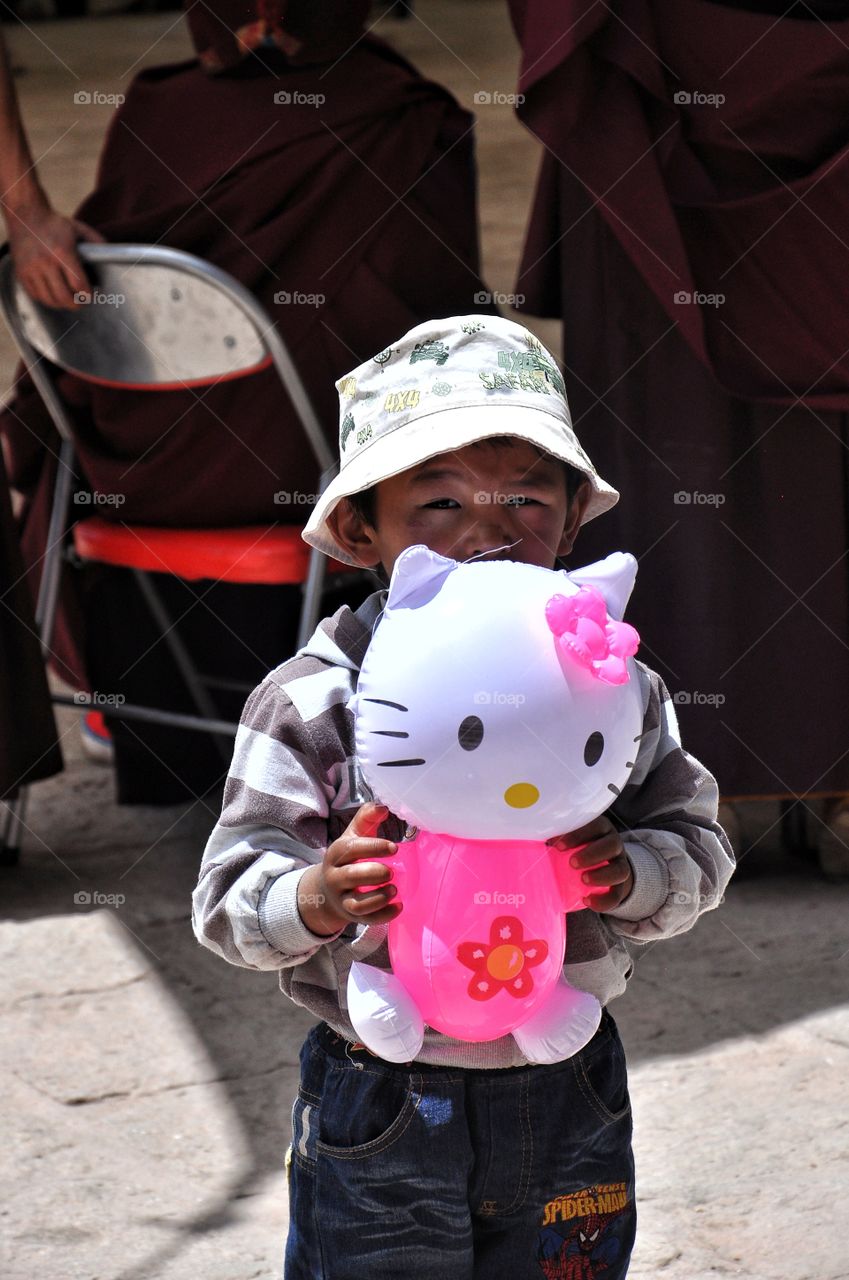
left=384, top=831, right=590, bottom=1041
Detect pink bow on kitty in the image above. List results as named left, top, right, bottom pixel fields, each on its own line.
left=545, top=586, right=640, bottom=685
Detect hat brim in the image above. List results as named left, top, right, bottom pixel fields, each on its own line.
left=302, top=402, right=619, bottom=566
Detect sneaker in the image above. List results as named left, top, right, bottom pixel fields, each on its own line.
left=80, top=710, right=114, bottom=764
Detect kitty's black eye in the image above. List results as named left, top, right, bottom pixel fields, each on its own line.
left=458, top=715, right=484, bottom=751
left=584, top=731, right=604, bottom=766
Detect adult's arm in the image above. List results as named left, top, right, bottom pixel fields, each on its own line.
left=0, top=31, right=103, bottom=308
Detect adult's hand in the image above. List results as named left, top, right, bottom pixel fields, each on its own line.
left=6, top=203, right=104, bottom=310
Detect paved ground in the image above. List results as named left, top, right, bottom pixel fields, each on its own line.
left=2, top=6, right=849, bottom=1279
left=4, top=706, right=848, bottom=1280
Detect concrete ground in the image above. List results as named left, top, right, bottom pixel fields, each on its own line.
left=2, top=5, right=849, bottom=1279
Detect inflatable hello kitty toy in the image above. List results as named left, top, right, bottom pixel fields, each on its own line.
left=348, top=546, right=643, bottom=1065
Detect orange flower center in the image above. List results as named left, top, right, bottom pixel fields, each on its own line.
left=486, top=944, right=525, bottom=981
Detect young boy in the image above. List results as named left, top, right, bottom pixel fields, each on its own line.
left=192, top=315, right=734, bottom=1279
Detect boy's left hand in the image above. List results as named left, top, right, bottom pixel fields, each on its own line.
left=547, top=815, right=634, bottom=912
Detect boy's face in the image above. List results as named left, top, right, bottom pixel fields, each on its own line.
left=329, top=439, right=590, bottom=575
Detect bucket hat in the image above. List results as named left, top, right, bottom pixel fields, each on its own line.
left=302, top=314, right=619, bottom=564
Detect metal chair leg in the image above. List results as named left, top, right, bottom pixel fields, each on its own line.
left=132, top=569, right=234, bottom=761
left=297, top=547, right=328, bottom=652
left=35, top=439, right=76, bottom=648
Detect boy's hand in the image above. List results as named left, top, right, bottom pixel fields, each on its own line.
left=297, top=803, right=400, bottom=936
left=547, top=815, right=634, bottom=913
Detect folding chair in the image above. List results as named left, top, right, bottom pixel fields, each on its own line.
left=0, top=242, right=355, bottom=858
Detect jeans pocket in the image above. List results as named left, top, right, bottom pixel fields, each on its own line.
left=571, top=1015, right=631, bottom=1126
left=315, top=1063, right=419, bottom=1160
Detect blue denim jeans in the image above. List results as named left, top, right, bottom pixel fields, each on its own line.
left=284, top=1012, right=636, bottom=1279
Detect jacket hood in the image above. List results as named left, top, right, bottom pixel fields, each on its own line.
left=296, top=589, right=387, bottom=673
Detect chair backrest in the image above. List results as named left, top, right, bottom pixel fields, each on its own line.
left=0, top=243, right=334, bottom=473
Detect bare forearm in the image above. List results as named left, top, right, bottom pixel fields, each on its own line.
left=0, top=34, right=103, bottom=310
left=0, top=33, right=47, bottom=220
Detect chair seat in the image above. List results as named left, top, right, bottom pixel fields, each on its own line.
left=73, top=516, right=350, bottom=584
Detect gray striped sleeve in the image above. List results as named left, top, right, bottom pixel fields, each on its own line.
left=191, top=669, right=353, bottom=970
left=605, top=665, right=735, bottom=940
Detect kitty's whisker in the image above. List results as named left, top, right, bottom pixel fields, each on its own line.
left=377, top=758, right=426, bottom=767
left=364, top=698, right=408, bottom=712
left=608, top=783, right=621, bottom=797
left=372, top=730, right=409, bottom=738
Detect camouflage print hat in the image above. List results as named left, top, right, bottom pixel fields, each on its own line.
left=302, top=314, right=619, bottom=565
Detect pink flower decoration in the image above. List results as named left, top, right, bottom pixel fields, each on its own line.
left=545, top=586, right=639, bottom=685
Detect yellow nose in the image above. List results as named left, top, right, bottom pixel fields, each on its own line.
left=504, top=782, right=540, bottom=808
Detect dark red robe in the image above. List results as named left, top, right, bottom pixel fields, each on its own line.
left=510, top=0, right=849, bottom=798
left=1, top=34, right=489, bottom=801
left=0, top=449, right=62, bottom=799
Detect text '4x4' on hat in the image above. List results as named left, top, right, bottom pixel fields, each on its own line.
left=302, top=314, right=619, bottom=565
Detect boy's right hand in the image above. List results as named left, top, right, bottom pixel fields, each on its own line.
left=297, top=803, right=400, bottom=936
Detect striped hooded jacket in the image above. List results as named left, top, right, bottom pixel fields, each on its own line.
left=192, top=591, right=735, bottom=1069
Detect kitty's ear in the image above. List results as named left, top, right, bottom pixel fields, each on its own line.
left=566, top=552, right=638, bottom=621
left=386, top=545, right=457, bottom=611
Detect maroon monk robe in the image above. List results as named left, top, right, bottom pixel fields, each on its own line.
left=0, top=446, right=62, bottom=799
left=509, top=0, right=849, bottom=799
left=0, top=34, right=490, bottom=802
